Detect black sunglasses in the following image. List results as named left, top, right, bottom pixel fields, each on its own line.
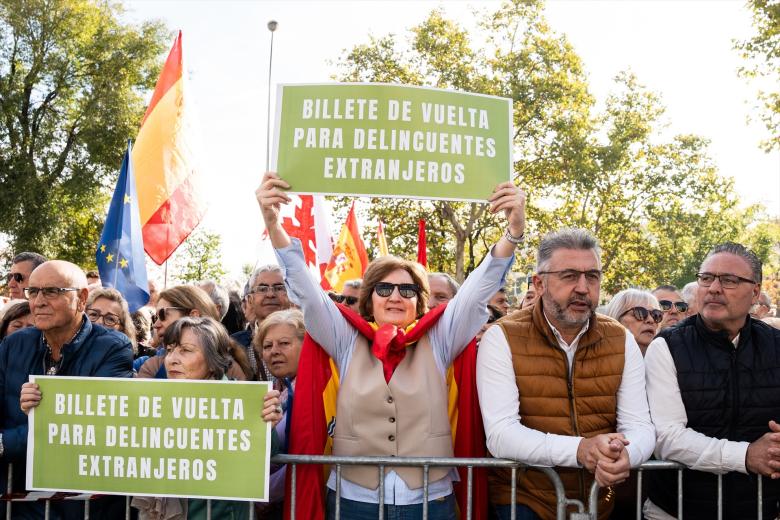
left=620, top=307, right=664, bottom=324
left=374, top=282, right=420, bottom=299
left=658, top=300, right=688, bottom=313
left=5, top=273, right=24, bottom=283
left=328, top=293, right=358, bottom=305
left=151, top=307, right=190, bottom=323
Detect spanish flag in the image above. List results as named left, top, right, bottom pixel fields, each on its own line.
left=417, top=218, right=428, bottom=269
left=132, top=31, right=206, bottom=265
left=321, top=203, right=368, bottom=291
left=285, top=303, right=488, bottom=520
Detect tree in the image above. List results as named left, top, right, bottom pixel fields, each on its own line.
left=335, top=1, right=774, bottom=293
left=335, top=0, right=592, bottom=281
left=736, top=0, right=780, bottom=151
left=0, top=0, right=168, bottom=266
left=170, top=228, right=226, bottom=284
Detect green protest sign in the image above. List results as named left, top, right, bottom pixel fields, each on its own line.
left=273, top=83, right=513, bottom=202
left=26, top=376, right=271, bottom=501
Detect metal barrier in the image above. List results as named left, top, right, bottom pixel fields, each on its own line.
left=585, top=460, right=767, bottom=520
left=1, top=458, right=775, bottom=520
left=272, top=454, right=581, bottom=520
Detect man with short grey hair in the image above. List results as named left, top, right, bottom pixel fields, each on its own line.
left=478, top=228, right=654, bottom=519
left=428, top=272, right=460, bottom=310
left=231, top=264, right=292, bottom=379
left=645, top=242, right=780, bottom=519
left=5, top=252, right=47, bottom=300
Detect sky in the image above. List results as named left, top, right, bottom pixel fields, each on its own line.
left=123, top=0, right=780, bottom=281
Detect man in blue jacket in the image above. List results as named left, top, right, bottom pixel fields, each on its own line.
left=1, top=260, right=133, bottom=519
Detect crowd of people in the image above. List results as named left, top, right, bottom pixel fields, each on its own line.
left=0, top=173, right=778, bottom=520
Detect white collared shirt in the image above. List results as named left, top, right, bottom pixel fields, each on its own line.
left=477, top=312, right=655, bottom=468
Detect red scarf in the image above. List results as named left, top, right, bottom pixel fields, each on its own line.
left=284, top=303, right=487, bottom=520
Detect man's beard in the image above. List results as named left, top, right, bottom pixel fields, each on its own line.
left=544, top=293, right=595, bottom=328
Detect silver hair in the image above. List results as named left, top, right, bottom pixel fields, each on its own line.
left=197, top=280, right=230, bottom=320
left=536, top=228, right=601, bottom=272
left=604, top=289, right=659, bottom=321
left=248, top=264, right=283, bottom=290
left=703, top=242, right=762, bottom=284
left=428, top=272, right=460, bottom=295
left=343, top=279, right=362, bottom=290
left=680, top=282, right=698, bottom=304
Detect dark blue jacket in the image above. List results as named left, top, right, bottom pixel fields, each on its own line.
left=0, top=316, right=133, bottom=493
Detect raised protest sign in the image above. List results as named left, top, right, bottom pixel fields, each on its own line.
left=273, top=83, right=513, bottom=202
left=26, top=376, right=271, bottom=501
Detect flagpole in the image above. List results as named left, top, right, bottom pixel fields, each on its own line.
left=265, top=20, right=278, bottom=172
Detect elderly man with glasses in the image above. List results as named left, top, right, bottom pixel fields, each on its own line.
left=644, top=242, right=780, bottom=519
left=231, top=264, right=293, bottom=379
left=477, top=228, right=655, bottom=520
left=0, top=260, right=133, bottom=518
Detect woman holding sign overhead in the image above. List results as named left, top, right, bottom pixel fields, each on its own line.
left=257, top=171, right=525, bottom=519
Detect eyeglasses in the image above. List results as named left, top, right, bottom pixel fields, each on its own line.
left=374, top=282, right=420, bottom=299
left=86, top=308, right=121, bottom=328
left=537, top=269, right=602, bottom=285
left=250, top=284, right=287, bottom=295
left=328, top=292, right=358, bottom=305
left=5, top=273, right=24, bottom=283
left=620, top=307, right=664, bottom=324
left=696, top=272, right=757, bottom=289
left=24, top=287, right=79, bottom=299
left=658, top=300, right=689, bottom=313
left=151, top=307, right=190, bottom=323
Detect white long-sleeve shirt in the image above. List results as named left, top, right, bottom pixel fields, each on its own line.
left=477, top=315, right=655, bottom=469
left=275, top=238, right=513, bottom=504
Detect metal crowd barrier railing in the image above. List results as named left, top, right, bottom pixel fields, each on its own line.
left=1, top=457, right=772, bottom=520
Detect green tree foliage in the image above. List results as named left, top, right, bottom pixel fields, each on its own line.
left=736, top=0, right=780, bottom=150
left=335, top=0, right=774, bottom=292
left=0, top=0, right=168, bottom=266
left=171, top=228, right=226, bottom=284
left=335, top=1, right=591, bottom=280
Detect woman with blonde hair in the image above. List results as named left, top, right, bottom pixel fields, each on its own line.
left=253, top=309, right=305, bottom=518
left=86, top=287, right=137, bottom=350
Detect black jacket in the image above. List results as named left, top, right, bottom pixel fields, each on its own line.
left=647, top=314, right=780, bottom=519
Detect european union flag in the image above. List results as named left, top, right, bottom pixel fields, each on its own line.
left=96, top=141, right=150, bottom=312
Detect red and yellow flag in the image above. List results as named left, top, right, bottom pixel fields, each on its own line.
left=377, top=219, right=389, bottom=257
left=417, top=218, right=428, bottom=269
left=321, top=203, right=368, bottom=291
left=132, top=31, right=206, bottom=265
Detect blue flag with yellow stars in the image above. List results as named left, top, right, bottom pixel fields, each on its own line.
left=96, top=141, right=150, bottom=312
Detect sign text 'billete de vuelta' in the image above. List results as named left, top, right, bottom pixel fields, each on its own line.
left=273, top=83, right=513, bottom=202
left=27, top=376, right=271, bottom=501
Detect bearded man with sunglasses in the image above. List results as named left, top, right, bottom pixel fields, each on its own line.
left=1, top=260, right=133, bottom=519
left=477, top=228, right=655, bottom=520
left=644, top=242, right=780, bottom=520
